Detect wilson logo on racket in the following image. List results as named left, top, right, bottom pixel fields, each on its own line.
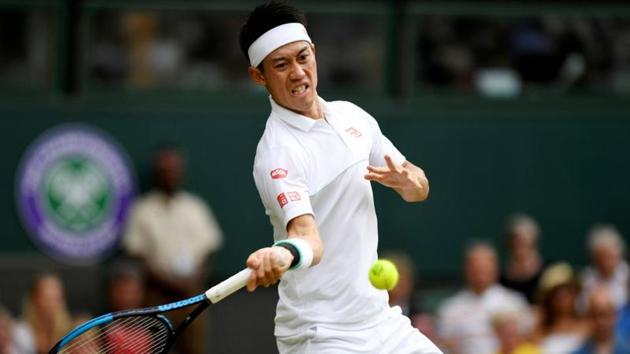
left=158, top=295, right=205, bottom=311
left=270, top=168, right=288, bottom=179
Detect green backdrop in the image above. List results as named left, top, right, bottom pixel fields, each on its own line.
left=2, top=94, right=629, bottom=279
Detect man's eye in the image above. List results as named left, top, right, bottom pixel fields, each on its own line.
left=275, top=63, right=287, bottom=70
left=299, top=55, right=309, bottom=61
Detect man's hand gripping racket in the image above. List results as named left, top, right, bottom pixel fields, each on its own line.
left=49, top=250, right=289, bottom=354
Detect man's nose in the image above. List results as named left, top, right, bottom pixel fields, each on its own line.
left=288, top=61, right=305, bottom=80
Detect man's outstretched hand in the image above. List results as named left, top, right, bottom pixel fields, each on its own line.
left=364, top=155, right=429, bottom=202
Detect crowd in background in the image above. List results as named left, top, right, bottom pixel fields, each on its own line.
left=1, top=202, right=627, bottom=354
left=0, top=3, right=629, bottom=354
left=0, top=145, right=224, bottom=354
left=1, top=6, right=629, bottom=95
left=389, top=215, right=630, bottom=354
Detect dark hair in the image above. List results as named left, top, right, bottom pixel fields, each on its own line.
left=239, top=1, right=307, bottom=64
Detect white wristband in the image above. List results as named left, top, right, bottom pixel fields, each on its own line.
left=274, top=238, right=314, bottom=269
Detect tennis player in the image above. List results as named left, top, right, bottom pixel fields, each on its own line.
left=240, top=2, right=441, bottom=353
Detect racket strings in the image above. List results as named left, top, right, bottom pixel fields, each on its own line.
left=58, top=315, right=170, bottom=354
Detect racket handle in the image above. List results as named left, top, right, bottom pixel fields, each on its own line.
left=205, top=268, right=252, bottom=304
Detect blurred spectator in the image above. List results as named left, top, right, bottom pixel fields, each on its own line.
left=385, top=251, right=418, bottom=316
left=437, top=242, right=531, bottom=354
left=416, top=16, right=630, bottom=94
left=106, top=260, right=146, bottom=312
left=0, top=10, right=53, bottom=89
left=122, top=144, right=223, bottom=354
left=122, top=12, right=161, bottom=87
left=580, top=225, right=628, bottom=312
left=493, top=312, right=542, bottom=354
left=616, top=275, right=630, bottom=346
left=509, top=20, right=563, bottom=84
left=533, top=263, right=589, bottom=354
left=383, top=251, right=439, bottom=343
left=572, top=288, right=630, bottom=354
left=0, top=306, right=17, bottom=354
left=14, top=273, right=73, bottom=354
left=500, top=213, right=547, bottom=304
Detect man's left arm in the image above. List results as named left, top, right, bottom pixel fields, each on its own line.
left=364, top=155, right=429, bottom=202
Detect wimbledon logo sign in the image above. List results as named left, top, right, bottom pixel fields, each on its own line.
left=16, top=125, right=135, bottom=264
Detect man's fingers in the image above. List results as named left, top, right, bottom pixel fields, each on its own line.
left=366, top=165, right=389, bottom=173
left=384, top=155, right=399, bottom=172
left=246, top=253, right=261, bottom=269
left=364, top=172, right=383, bottom=181
left=262, top=252, right=273, bottom=285
left=246, top=271, right=258, bottom=292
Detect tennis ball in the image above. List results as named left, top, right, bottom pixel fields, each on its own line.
left=369, top=259, right=399, bottom=290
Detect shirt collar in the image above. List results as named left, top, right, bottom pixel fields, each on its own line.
left=269, top=96, right=329, bottom=132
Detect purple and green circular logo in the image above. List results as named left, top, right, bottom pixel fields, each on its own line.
left=16, top=124, right=135, bottom=264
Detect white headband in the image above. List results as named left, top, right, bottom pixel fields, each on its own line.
left=248, top=23, right=312, bottom=67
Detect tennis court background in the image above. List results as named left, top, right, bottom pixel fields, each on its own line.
left=1, top=1, right=630, bottom=353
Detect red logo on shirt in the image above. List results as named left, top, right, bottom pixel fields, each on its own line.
left=271, top=168, right=288, bottom=179
left=277, top=193, right=288, bottom=208
left=345, top=127, right=362, bottom=137
left=287, top=191, right=301, bottom=201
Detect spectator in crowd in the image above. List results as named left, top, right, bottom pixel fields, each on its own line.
left=500, top=213, right=548, bottom=304
left=580, top=225, right=629, bottom=312
left=385, top=251, right=418, bottom=317
left=14, top=273, right=73, bottom=354
left=384, top=251, right=439, bottom=344
left=493, top=312, right=542, bottom=354
left=437, top=242, right=530, bottom=354
left=122, top=12, right=160, bottom=87
left=572, top=288, right=630, bottom=354
left=122, top=144, right=223, bottom=354
left=616, top=275, right=630, bottom=345
left=106, top=260, right=145, bottom=312
left=533, top=263, right=589, bottom=354
left=0, top=306, right=17, bottom=354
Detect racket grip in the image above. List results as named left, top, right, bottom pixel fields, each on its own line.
left=205, top=268, right=252, bottom=304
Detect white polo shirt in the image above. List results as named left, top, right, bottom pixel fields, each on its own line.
left=253, top=96, right=406, bottom=337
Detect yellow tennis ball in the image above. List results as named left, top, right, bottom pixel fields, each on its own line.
left=369, top=259, right=399, bottom=290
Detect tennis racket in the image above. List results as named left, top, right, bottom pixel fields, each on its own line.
left=49, top=268, right=252, bottom=354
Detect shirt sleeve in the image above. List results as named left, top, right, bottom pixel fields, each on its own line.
left=365, top=114, right=406, bottom=167
left=253, top=146, right=314, bottom=228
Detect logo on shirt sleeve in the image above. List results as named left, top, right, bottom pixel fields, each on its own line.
left=345, top=127, right=362, bottom=138
left=277, top=193, right=288, bottom=208
left=270, top=168, right=288, bottom=179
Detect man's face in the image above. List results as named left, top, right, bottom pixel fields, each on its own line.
left=251, top=41, right=318, bottom=117
left=465, top=247, right=498, bottom=294
left=154, top=151, right=184, bottom=194
left=592, top=245, right=620, bottom=277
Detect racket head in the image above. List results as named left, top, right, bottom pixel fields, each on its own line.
left=49, top=294, right=209, bottom=354
left=49, top=313, right=174, bottom=354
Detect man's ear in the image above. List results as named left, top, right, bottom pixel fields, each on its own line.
left=248, top=66, right=266, bottom=86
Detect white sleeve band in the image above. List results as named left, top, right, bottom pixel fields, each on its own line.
left=274, top=238, right=314, bottom=269
left=247, top=23, right=312, bottom=67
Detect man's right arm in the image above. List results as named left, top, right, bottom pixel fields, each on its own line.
left=245, top=213, right=323, bottom=292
